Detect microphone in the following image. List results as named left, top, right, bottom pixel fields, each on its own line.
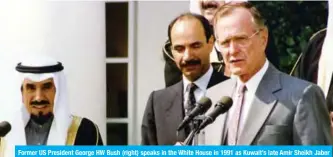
left=197, top=96, right=233, bottom=131
left=177, top=97, right=212, bottom=131
left=0, top=121, right=11, bottom=137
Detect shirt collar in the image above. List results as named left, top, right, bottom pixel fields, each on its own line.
left=183, top=65, right=213, bottom=93
left=236, top=59, right=269, bottom=93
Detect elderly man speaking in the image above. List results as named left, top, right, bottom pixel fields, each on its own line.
left=0, top=55, right=103, bottom=157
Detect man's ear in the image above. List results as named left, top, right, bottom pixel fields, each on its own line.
left=208, top=35, right=214, bottom=44
left=260, top=27, right=269, bottom=47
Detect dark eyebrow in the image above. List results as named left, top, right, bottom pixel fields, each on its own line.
left=172, top=44, right=183, bottom=48
left=26, top=83, right=35, bottom=89
left=190, top=41, right=203, bottom=46
left=43, top=82, right=53, bottom=88
left=220, top=33, right=249, bottom=42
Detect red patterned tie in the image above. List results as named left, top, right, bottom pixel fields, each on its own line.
left=227, top=84, right=246, bottom=145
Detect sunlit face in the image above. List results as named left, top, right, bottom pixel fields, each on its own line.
left=200, top=0, right=226, bottom=24
left=21, top=78, right=56, bottom=118
left=171, top=18, right=214, bottom=81
left=215, top=8, right=268, bottom=82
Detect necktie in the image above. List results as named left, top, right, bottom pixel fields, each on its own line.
left=227, top=84, right=246, bottom=145
left=185, top=83, right=198, bottom=114
left=184, top=83, right=198, bottom=136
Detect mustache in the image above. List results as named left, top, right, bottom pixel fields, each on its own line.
left=181, top=59, right=201, bottom=67
left=30, top=100, right=50, bottom=106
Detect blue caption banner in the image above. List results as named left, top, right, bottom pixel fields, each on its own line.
left=15, top=146, right=332, bottom=157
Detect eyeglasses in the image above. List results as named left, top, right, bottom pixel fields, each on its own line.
left=216, top=29, right=261, bottom=50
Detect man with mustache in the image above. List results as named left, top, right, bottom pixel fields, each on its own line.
left=1, top=55, right=103, bottom=157
left=141, top=13, right=228, bottom=145
left=202, top=2, right=332, bottom=145
left=163, top=0, right=279, bottom=87
left=163, top=0, right=227, bottom=88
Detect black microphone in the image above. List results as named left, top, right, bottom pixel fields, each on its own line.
left=177, top=97, right=212, bottom=131
left=197, top=96, right=233, bottom=131
left=0, top=121, right=11, bottom=137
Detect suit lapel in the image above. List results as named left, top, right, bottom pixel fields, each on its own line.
left=238, top=64, right=282, bottom=145
left=221, top=79, right=237, bottom=144
left=207, top=68, right=229, bottom=88
left=163, top=81, right=187, bottom=142
left=204, top=78, right=236, bottom=145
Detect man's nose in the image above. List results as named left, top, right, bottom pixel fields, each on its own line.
left=183, top=48, right=193, bottom=61
left=228, top=41, right=240, bottom=55
left=35, top=89, right=44, bottom=101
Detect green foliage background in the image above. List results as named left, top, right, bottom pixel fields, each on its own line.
left=251, top=1, right=328, bottom=73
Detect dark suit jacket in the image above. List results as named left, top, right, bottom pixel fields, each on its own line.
left=141, top=69, right=228, bottom=145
